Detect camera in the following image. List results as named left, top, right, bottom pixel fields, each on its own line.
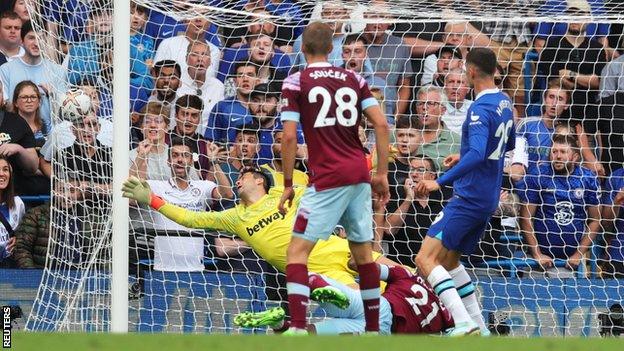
left=598, top=303, right=624, bottom=337
left=488, top=311, right=510, bottom=336
left=5, top=305, right=23, bottom=330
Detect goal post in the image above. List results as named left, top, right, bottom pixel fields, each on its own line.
left=19, top=0, right=624, bottom=335
left=111, top=0, right=131, bottom=333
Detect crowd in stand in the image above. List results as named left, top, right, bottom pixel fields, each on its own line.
left=0, top=0, right=623, bottom=280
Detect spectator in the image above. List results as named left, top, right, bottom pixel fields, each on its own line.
left=535, top=0, right=619, bottom=60
left=0, top=20, right=65, bottom=128
left=219, top=127, right=260, bottom=206
left=537, top=6, right=607, bottom=131
left=362, top=5, right=414, bottom=121
left=13, top=178, right=84, bottom=268
left=384, top=155, right=451, bottom=266
left=414, top=85, right=460, bottom=172
left=130, top=101, right=196, bottom=181
left=341, top=34, right=386, bottom=89
left=0, top=155, right=25, bottom=268
left=601, top=168, right=624, bottom=278
left=218, top=33, right=291, bottom=84
left=131, top=60, right=181, bottom=119
left=12, top=80, right=48, bottom=145
left=388, top=116, right=420, bottom=200
left=462, top=9, right=532, bottom=113
left=598, top=54, right=624, bottom=100
left=517, top=134, right=601, bottom=278
left=442, top=68, right=473, bottom=135
left=517, top=82, right=570, bottom=170
left=0, top=92, right=39, bottom=195
left=205, top=61, right=259, bottom=144
left=154, top=16, right=221, bottom=81
left=146, top=137, right=233, bottom=272
left=260, top=129, right=308, bottom=187
left=41, top=101, right=112, bottom=202
left=177, top=41, right=225, bottom=135
left=421, top=45, right=463, bottom=87
left=130, top=2, right=155, bottom=93
left=291, top=1, right=350, bottom=69
left=65, top=6, right=112, bottom=85
left=10, top=1, right=28, bottom=23
left=144, top=3, right=221, bottom=48
left=168, top=94, right=222, bottom=180
left=0, top=11, right=23, bottom=63
left=248, top=83, right=305, bottom=165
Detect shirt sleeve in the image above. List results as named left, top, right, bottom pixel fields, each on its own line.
left=357, top=74, right=378, bottom=111
left=603, top=173, right=620, bottom=205
left=516, top=170, right=540, bottom=204
left=280, top=73, right=302, bottom=123
left=379, top=264, right=412, bottom=282
left=157, top=203, right=238, bottom=234
left=204, top=103, right=220, bottom=141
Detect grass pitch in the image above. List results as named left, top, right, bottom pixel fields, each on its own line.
left=10, top=333, right=623, bottom=351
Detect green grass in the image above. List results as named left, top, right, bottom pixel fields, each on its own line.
left=9, top=333, right=623, bottom=351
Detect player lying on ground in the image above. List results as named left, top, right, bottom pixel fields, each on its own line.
left=414, top=48, right=515, bottom=336
left=234, top=264, right=453, bottom=335
left=122, top=167, right=398, bottom=288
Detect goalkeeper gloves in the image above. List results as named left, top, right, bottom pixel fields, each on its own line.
left=122, top=176, right=153, bottom=206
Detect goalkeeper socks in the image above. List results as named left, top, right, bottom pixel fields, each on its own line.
left=357, top=262, right=380, bottom=332
left=308, top=273, right=330, bottom=290
left=427, top=265, right=472, bottom=324
left=449, top=264, right=487, bottom=332
left=286, top=263, right=310, bottom=330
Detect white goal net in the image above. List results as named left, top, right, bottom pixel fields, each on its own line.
left=17, top=0, right=624, bottom=336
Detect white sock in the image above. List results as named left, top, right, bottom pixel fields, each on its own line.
left=449, top=265, right=487, bottom=332
left=427, top=265, right=472, bottom=325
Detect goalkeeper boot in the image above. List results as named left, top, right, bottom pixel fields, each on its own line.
left=233, top=306, right=285, bottom=329
left=310, top=286, right=350, bottom=309
left=445, top=321, right=480, bottom=337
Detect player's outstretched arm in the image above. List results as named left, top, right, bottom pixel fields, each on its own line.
left=122, top=176, right=236, bottom=233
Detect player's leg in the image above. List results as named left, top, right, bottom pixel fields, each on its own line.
left=286, top=185, right=351, bottom=333
left=414, top=203, right=478, bottom=336
left=285, top=236, right=316, bottom=332
left=342, top=183, right=380, bottom=333
left=443, top=221, right=491, bottom=335
left=310, top=274, right=393, bottom=335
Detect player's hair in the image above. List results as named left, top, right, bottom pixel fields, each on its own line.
left=240, top=167, right=272, bottom=193
left=416, top=85, right=448, bottom=107
left=466, top=47, right=497, bottom=77
left=343, top=33, right=369, bottom=47
left=0, top=11, right=20, bottom=24
left=233, top=60, right=258, bottom=77
left=175, top=94, right=204, bottom=115
left=169, top=135, right=198, bottom=156
left=186, top=40, right=211, bottom=55
left=395, top=115, right=419, bottom=130
left=552, top=133, right=579, bottom=153
left=139, top=101, right=170, bottom=127
left=544, top=79, right=571, bottom=103
left=302, top=21, right=334, bottom=56
left=235, top=124, right=260, bottom=139
left=20, top=20, right=33, bottom=40
left=153, top=60, right=181, bottom=77
left=412, top=154, right=438, bottom=175
left=130, top=1, right=148, bottom=15
left=247, top=32, right=274, bottom=44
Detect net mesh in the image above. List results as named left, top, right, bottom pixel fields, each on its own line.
left=17, top=0, right=624, bottom=335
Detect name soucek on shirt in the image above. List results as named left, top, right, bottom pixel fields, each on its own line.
left=280, top=62, right=379, bottom=191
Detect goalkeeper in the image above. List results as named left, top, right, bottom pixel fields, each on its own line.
left=122, top=167, right=398, bottom=287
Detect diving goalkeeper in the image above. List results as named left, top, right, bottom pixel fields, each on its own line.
left=122, top=167, right=398, bottom=287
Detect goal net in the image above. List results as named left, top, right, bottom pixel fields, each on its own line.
left=22, top=0, right=624, bottom=336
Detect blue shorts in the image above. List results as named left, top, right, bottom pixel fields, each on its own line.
left=293, top=183, right=373, bottom=243
left=312, top=276, right=392, bottom=335
left=427, top=197, right=492, bottom=255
